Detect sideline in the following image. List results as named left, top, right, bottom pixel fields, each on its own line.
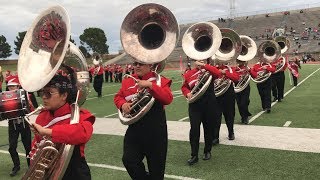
left=249, top=67, right=320, bottom=124
left=0, top=150, right=202, bottom=180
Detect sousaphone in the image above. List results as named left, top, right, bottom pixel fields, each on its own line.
left=212, top=28, right=241, bottom=97
left=234, top=35, right=257, bottom=93
left=182, top=22, right=222, bottom=103
left=118, top=3, right=179, bottom=125
left=251, top=40, right=281, bottom=83
left=19, top=5, right=89, bottom=179
left=273, top=36, right=290, bottom=73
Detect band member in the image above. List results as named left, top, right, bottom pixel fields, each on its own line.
left=235, top=60, right=252, bottom=124
left=109, top=65, right=114, bottom=82
left=0, top=66, right=3, bottom=92
left=250, top=61, right=276, bottom=113
left=213, top=60, right=240, bottom=141
left=114, top=61, right=173, bottom=179
left=181, top=59, right=220, bottom=165
left=6, top=76, right=35, bottom=176
left=104, top=65, right=110, bottom=82
left=92, top=56, right=104, bottom=97
left=30, top=75, right=95, bottom=179
left=271, top=57, right=287, bottom=102
left=5, top=70, right=12, bottom=91
left=88, top=65, right=94, bottom=83
left=288, top=58, right=301, bottom=86
left=117, top=65, right=123, bottom=83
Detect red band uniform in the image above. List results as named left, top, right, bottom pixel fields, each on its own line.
left=29, top=75, right=95, bottom=179
left=114, top=69, right=173, bottom=179
left=181, top=63, right=221, bottom=165
left=213, top=64, right=240, bottom=140
left=114, top=71, right=173, bottom=179
left=271, top=57, right=287, bottom=102
left=250, top=62, right=276, bottom=112
left=288, top=59, right=301, bottom=86
left=234, top=63, right=252, bottom=124
left=6, top=76, right=37, bottom=176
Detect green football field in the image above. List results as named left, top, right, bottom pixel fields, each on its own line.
left=0, top=64, right=319, bottom=179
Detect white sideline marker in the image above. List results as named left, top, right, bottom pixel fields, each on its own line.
left=283, top=121, right=292, bottom=127
left=0, top=150, right=201, bottom=180
left=87, top=163, right=202, bottom=180
left=249, top=67, right=320, bottom=124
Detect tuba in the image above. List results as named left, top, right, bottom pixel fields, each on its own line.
left=118, top=3, right=179, bottom=125
left=273, top=36, right=290, bottom=73
left=212, top=28, right=241, bottom=97
left=92, top=52, right=102, bottom=77
left=182, top=22, right=222, bottom=103
left=19, top=5, right=89, bottom=179
left=251, top=40, right=281, bottom=83
left=234, top=35, right=257, bottom=93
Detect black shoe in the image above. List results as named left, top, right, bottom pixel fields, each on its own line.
left=202, top=152, right=211, bottom=160
left=278, top=99, right=282, bottom=102
left=228, top=133, right=235, bottom=140
left=266, top=108, right=271, bottom=113
left=212, top=138, right=219, bottom=146
left=272, top=97, right=277, bottom=102
left=242, top=117, right=249, bottom=124
left=10, top=166, right=20, bottom=177
left=187, top=156, right=199, bottom=165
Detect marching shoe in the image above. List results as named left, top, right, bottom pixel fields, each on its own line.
left=228, top=133, right=235, bottom=140
left=202, top=152, right=211, bottom=160
left=212, top=138, right=219, bottom=146
left=187, top=156, right=198, bottom=165
left=242, top=117, right=249, bottom=125
left=278, top=99, right=282, bottom=102
left=272, top=97, right=277, bottom=102
left=10, top=166, right=20, bottom=177
left=266, top=108, right=271, bottom=113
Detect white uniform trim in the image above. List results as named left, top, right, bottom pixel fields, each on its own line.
left=43, top=114, right=72, bottom=128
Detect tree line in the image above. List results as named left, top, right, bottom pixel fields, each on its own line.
left=0, top=27, right=109, bottom=59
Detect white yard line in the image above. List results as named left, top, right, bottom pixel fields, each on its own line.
left=0, top=150, right=201, bottom=180
left=178, top=117, right=189, bottom=122
left=104, top=113, right=118, bottom=118
left=283, top=121, right=292, bottom=127
left=249, top=67, right=320, bottom=124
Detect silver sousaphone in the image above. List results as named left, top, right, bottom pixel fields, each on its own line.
left=273, top=36, right=290, bottom=73
left=212, top=28, right=241, bottom=97
left=19, top=5, right=89, bottom=180
left=234, top=35, right=257, bottom=93
left=182, top=22, right=222, bottom=103
left=118, top=3, right=179, bottom=125
left=251, top=40, right=281, bottom=83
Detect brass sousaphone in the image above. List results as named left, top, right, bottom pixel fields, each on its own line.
left=251, top=40, right=281, bottom=83
left=234, top=35, right=257, bottom=93
left=118, top=3, right=179, bottom=125
left=212, top=28, right=242, bottom=97
left=19, top=5, right=89, bottom=179
left=182, top=22, right=222, bottom=103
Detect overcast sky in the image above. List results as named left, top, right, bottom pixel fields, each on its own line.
left=1, top=0, right=320, bottom=58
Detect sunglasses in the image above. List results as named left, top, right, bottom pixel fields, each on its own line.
left=38, top=90, right=59, bottom=98
left=132, top=62, right=147, bottom=66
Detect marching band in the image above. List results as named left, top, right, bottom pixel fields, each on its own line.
left=0, top=3, right=309, bottom=180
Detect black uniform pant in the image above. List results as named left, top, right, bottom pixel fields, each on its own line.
left=292, top=73, right=298, bottom=86
left=122, top=125, right=167, bottom=180
left=119, top=73, right=123, bottom=83
left=104, top=71, right=109, bottom=82
left=93, top=75, right=103, bottom=97
left=235, top=85, right=251, bottom=119
left=257, top=78, right=272, bottom=110
left=63, top=146, right=91, bottom=180
left=8, top=121, right=31, bottom=167
left=271, top=72, right=285, bottom=100
left=215, top=85, right=235, bottom=139
left=109, top=72, right=113, bottom=82
left=188, top=94, right=218, bottom=157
